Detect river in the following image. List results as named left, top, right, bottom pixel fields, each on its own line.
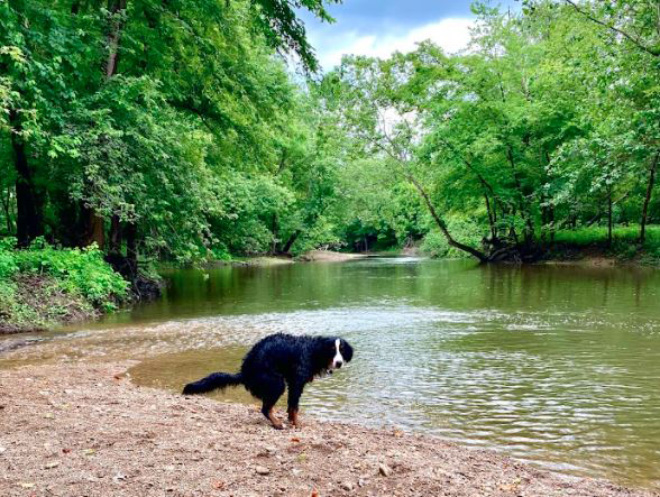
left=3, top=257, right=660, bottom=489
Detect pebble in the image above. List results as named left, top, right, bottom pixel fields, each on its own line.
left=255, top=466, right=270, bottom=475
left=379, top=463, right=392, bottom=477
left=44, top=461, right=60, bottom=469
left=341, top=481, right=354, bottom=491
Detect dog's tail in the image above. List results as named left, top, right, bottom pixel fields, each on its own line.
left=182, top=372, right=243, bottom=395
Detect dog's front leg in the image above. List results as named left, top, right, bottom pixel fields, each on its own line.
left=286, top=381, right=305, bottom=428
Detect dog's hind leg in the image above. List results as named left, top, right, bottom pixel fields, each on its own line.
left=256, top=375, right=286, bottom=430
left=262, top=404, right=284, bottom=430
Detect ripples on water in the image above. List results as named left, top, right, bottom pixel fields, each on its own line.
left=3, top=258, right=660, bottom=488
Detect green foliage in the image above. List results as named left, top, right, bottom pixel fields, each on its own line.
left=421, top=219, right=484, bottom=259
left=0, top=238, right=128, bottom=307
left=0, top=238, right=18, bottom=278
left=0, top=0, right=344, bottom=265
left=2, top=0, right=660, bottom=274
left=319, top=1, right=660, bottom=261
left=553, top=225, right=660, bottom=254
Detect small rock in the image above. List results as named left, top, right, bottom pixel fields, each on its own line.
left=358, top=479, right=366, bottom=487
left=341, top=481, right=354, bottom=491
left=0, top=446, right=6, bottom=454
left=255, top=466, right=270, bottom=475
left=378, top=464, right=392, bottom=477
left=44, top=461, right=60, bottom=469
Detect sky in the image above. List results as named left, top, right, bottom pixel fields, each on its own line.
left=298, top=0, right=517, bottom=71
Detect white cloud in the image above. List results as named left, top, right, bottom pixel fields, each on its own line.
left=311, top=17, right=475, bottom=71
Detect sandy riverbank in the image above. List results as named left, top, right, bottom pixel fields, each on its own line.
left=0, top=362, right=656, bottom=497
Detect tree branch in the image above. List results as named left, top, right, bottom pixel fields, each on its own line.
left=563, top=0, right=660, bottom=57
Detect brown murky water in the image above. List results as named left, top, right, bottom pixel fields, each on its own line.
left=2, top=258, right=660, bottom=489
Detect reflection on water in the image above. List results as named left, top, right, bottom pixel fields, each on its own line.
left=3, top=258, right=660, bottom=489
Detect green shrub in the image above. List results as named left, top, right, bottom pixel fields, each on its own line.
left=0, top=238, right=128, bottom=309
left=210, top=245, right=232, bottom=261
left=0, top=238, right=19, bottom=279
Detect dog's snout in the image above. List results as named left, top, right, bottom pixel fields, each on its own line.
left=334, top=361, right=343, bottom=369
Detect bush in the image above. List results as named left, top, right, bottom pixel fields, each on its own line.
left=0, top=238, right=128, bottom=312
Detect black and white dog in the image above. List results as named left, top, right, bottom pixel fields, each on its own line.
left=182, top=333, right=354, bottom=429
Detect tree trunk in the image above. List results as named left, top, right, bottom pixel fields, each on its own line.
left=281, top=230, right=301, bottom=255
left=542, top=149, right=555, bottom=242
left=271, top=213, right=279, bottom=255
left=506, top=146, right=534, bottom=244
left=607, top=187, right=613, bottom=247
left=125, top=222, right=138, bottom=270
left=105, top=0, right=128, bottom=78
left=640, top=152, right=660, bottom=246
left=1, top=186, right=14, bottom=234
left=9, top=110, right=43, bottom=247
left=109, top=214, right=122, bottom=255
left=82, top=0, right=128, bottom=249
left=484, top=193, right=497, bottom=241
left=407, top=175, right=488, bottom=262
left=84, top=206, right=106, bottom=249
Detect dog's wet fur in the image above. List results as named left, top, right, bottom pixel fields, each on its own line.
left=182, top=333, right=354, bottom=429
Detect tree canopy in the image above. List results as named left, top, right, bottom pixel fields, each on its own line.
left=2, top=0, right=660, bottom=267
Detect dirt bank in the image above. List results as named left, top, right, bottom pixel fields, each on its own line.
left=297, top=250, right=368, bottom=263
left=206, top=251, right=367, bottom=267
left=0, top=275, right=98, bottom=335
left=0, top=362, right=655, bottom=497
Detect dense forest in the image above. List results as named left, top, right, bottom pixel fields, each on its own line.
left=2, top=0, right=660, bottom=271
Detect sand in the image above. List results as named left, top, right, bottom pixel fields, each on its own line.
left=0, top=362, right=656, bottom=497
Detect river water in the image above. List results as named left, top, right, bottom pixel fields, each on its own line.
left=3, top=257, right=660, bottom=489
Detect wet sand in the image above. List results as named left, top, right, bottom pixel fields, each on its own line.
left=0, top=362, right=656, bottom=497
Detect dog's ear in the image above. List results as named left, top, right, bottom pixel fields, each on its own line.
left=341, top=339, right=354, bottom=363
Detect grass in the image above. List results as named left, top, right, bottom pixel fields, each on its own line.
left=420, top=222, right=660, bottom=265
left=551, top=225, right=660, bottom=262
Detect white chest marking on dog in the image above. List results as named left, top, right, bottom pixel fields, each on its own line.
left=332, top=338, right=345, bottom=368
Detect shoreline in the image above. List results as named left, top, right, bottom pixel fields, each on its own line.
left=0, top=361, right=657, bottom=497
left=206, top=250, right=370, bottom=267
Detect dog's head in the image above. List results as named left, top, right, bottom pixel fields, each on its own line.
left=316, top=337, right=354, bottom=373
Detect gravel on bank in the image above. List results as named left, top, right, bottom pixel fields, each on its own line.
left=0, top=362, right=656, bottom=497
left=296, top=250, right=367, bottom=262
